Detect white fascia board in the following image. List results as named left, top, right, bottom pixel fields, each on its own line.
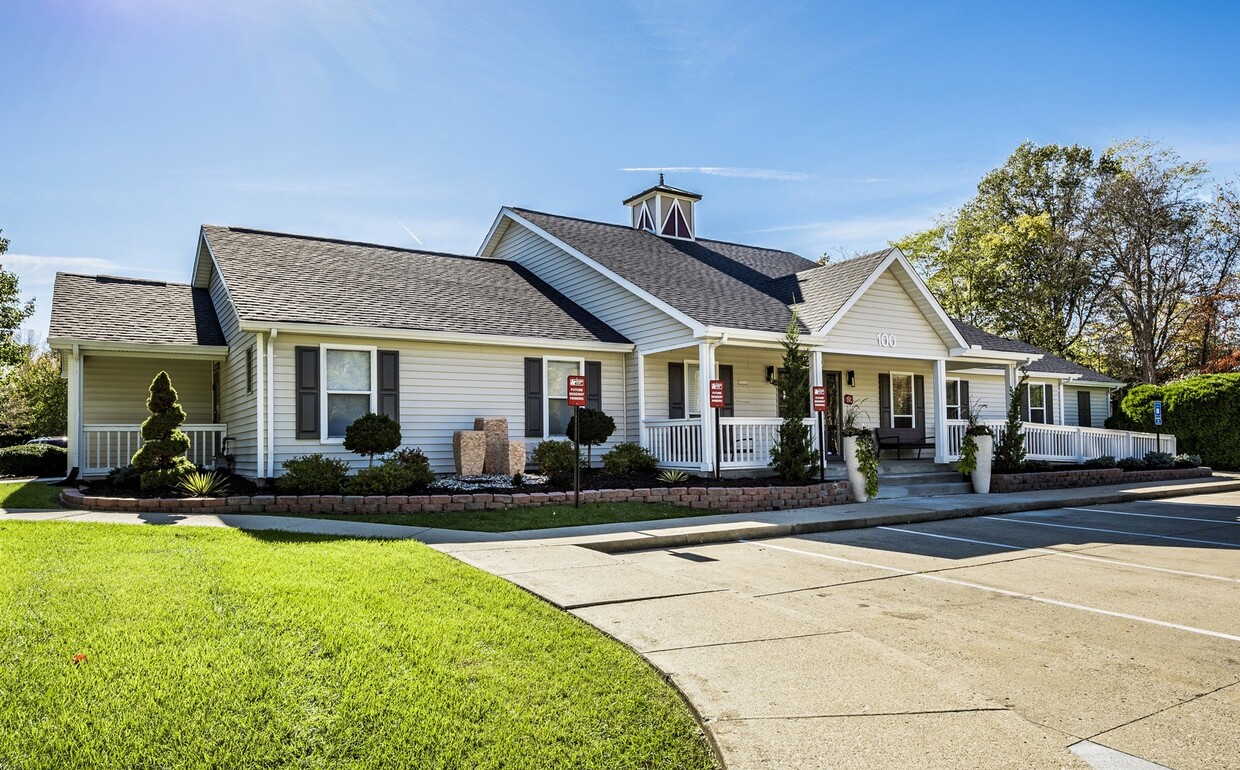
left=190, top=227, right=210, bottom=289
left=197, top=231, right=245, bottom=337
left=47, top=338, right=230, bottom=359
left=1073, top=379, right=1124, bottom=389
left=816, top=249, right=970, bottom=351
left=475, top=209, right=512, bottom=259
left=950, top=346, right=1043, bottom=364
left=701, top=325, right=829, bottom=348
left=495, top=209, right=707, bottom=336
left=237, top=320, right=635, bottom=353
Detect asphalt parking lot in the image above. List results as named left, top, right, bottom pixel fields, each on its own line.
left=455, top=491, right=1240, bottom=769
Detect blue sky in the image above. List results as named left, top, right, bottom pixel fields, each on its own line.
left=4, top=0, right=1239, bottom=340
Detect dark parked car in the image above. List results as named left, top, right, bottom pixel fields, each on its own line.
left=26, top=436, right=68, bottom=448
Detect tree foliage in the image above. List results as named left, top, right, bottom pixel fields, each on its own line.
left=0, top=229, right=35, bottom=367
left=769, top=313, right=815, bottom=483
left=1109, top=373, right=1240, bottom=469
left=565, top=408, right=616, bottom=466
left=0, top=347, right=67, bottom=443
left=993, top=373, right=1028, bottom=474
left=130, top=371, right=196, bottom=492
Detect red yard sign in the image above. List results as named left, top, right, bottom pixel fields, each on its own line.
left=709, top=379, right=725, bottom=409
left=812, top=385, right=828, bottom=412
left=567, top=375, right=587, bottom=407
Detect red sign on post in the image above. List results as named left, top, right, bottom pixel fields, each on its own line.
left=709, top=379, right=725, bottom=409
left=812, top=385, right=828, bottom=412
left=567, top=375, right=587, bottom=407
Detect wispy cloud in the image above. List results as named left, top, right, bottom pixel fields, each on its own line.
left=621, top=166, right=812, bottom=182
left=743, top=211, right=942, bottom=245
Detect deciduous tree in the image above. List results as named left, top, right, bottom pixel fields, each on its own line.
left=0, top=230, right=35, bottom=367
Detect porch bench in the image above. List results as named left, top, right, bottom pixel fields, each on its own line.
left=874, top=427, right=934, bottom=460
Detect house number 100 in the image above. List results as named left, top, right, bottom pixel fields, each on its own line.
left=875, top=333, right=898, bottom=348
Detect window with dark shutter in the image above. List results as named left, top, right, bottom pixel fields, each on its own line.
left=668, top=363, right=685, bottom=419
left=378, top=350, right=399, bottom=423
left=295, top=346, right=320, bottom=439
left=914, top=375, right=926, bottom=433
left=878, top=373, right=892, bottom=427
left=718, top=365, right=734, bottom=418
left=959, top=380, right=971, bottom=419
left=585, top=360, right=602, bottom=411
left=524, top=358, right=543, bottom=437
left=1044, top=384, right=1055, bottom=425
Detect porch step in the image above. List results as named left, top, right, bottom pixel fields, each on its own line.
left=876, top=480, right=974, bottom=499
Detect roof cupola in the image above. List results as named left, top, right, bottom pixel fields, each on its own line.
left=623, top=174, right=701, bottom=241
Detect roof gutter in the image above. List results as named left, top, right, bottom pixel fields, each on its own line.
left=236, top=321, right=635, bottom=353
left=46, top=338, right=230, bottom=358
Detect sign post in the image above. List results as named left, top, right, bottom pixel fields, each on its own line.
left=812, top=385, right=828, bottom=483
left=1153, top=399, right=1163, bottom=453
left=709, top=379, right=725, bottom=480
left=567, top=375, right=587, bottom=508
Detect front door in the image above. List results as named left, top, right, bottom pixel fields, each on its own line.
left=823, top=371, right=843, bottom=458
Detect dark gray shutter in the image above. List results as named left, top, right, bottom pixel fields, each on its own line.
left=1078, top=391, right=1092, bottom=427
left=378, top=350, right=399, bottom=423
left=668, top=363, right=685, bottom=419
left=1045, top=384, right=1055, bottom=425
left=1021, top=384, right=1031, bottom=422
left=719, top=365, right=734, bottom=418
left=295, top=346, right=320, bottom=439
left=585, top=360, right=602, bottom=411
left=524, top=358, right=543, bottom=437
left=914, top=375, right=926, bottom=433
left=878, top=373, right=891, bottom=428
left=959, top=380, right=971, bottom=419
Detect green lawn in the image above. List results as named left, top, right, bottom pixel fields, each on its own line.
left=0, top=522, right=717, bottom=770
left=283, top=501, right=719, bottom=533
left=0, top=481, right=63, bottom=509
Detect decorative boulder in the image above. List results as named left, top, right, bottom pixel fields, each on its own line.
left=506, top=440, right=526, bottom=476
left=473, top=417, right=511, bottom=474
left=453, top=430, right=487, bottom=476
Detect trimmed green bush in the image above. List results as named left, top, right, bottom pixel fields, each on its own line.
left=0, top=443, right=67, bottom=477
left=1113, top=373, right=1240, bottom=469
left=346, top=456, right=435, bottom=495
left=1081, top=455, right=1117, bottom=469
left=277, top=454, right=350, bottom=495
left=564, top=408, right=616, bottom=466
left=1117, top=456, right=1147, bottom=471
left=130, top=372, right=196, bottom=492
left=601, top=442, right=659, bottom=475
left=1143, top=451, right=1174, bottom=470
left=1173, top=453, right=1202, bottom=469
left=343, top=413, right=402, bottom=467
left=106, top=465, right=142, bottom=490
left=533, top=440, right=582, bottom=477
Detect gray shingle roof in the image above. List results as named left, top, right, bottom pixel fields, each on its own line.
left=768, top=248, right=894, bottom=332
left=50, top=273, right=226, bottom=346
left=511, top=208, right=816, bottom=333
left=953, top=319, right=1120, bottom=383
left=202, top=226, right=628, bottom=344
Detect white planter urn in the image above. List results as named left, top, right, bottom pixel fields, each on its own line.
left=843, top=435, right=869, bottom=503
left=971, top=434, right=994, bottom=494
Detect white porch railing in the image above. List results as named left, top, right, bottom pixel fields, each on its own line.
left=943, top=419, right=1176, bottom=463
left=81, top=424, right=228, bottom=476
left=645, top=417, right=818, bottom=470
left=643, top=419, right=703, bottom=468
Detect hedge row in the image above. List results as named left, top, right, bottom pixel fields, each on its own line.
left=1108, top=373, right=1240, bottom=469
left=0, top=444, right=68, bottom=478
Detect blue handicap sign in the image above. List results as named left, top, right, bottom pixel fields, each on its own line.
left=1153, top=400, right=1163, bottom=426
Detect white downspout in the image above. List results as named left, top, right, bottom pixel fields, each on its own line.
left=66, top=344, right=82, bottom=473
left=255, top=332, right=266, bottom=479
left=267, top=329, right=277, bottom=479
left=636, top=352, right=647, bottom=449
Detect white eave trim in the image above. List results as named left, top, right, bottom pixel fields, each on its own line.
left=949, top=346, right=1043, bottom=363
left=817, top=248, right=970, bottom=350
left=47, top=338, right=230, bottom=358
left=236, top=320, right=635, bottom=353
left=478, top=208, right=708, bottom=336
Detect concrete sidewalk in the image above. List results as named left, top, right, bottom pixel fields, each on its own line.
left=3, top=475, right=1238, bottom=548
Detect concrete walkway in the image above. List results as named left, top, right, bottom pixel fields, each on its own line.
left=5, top=474, right=1237, bottom=550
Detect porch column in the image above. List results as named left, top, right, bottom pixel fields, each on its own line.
left=255, top=332, right=266, bottom=479
left=636, top=351, right=647, bottom=449
left=65, top=347, right=82, bottom=472
left=1003, top=363, right=1016, bottom=415
left=698, top=341, right=715, bottom=473
left=933, top=358, right=949, bottom=464
left=811, top=350, right=823, bottom=463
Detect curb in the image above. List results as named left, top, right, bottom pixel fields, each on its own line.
left=579, top=478, right=1240, bottom=554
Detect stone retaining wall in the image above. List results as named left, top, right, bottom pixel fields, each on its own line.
left=60, top=481, right=853, bottom=517
left=991, top=466, right=1211, bottom=494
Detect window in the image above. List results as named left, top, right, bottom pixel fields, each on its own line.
left=945, top=379, right=961, bottom=420
left=545, top=358, right=582, bottom=437
left=323, top=346, right=375, bottom=439
left=245, top=346, right=255, bottom=394
left=890, top=373, right=914, bottom=428
left=1027, top=383, right=1046, bottom=424
left=685, top=361, right=702, bottom=418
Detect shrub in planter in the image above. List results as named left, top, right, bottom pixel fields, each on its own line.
left=277, top=454, right=350, bottom=495
left=105, top=464, right=142, bottom=491
left=344, top=413, right=402, bottom=467
left=347, top=455, right=435, bottom=495
left=533, top=440, right=582, bottom=475
left=0, top=443, right=67, bottom=477
left=1081, top=455, right=1117, bottom=469
left=1143, top=451, right=1174, bottom=470
left=1117, top=456, right=1148, bottom=472
left=130, top=371, right=196, bottom=492
left=1173, top=453, right=1202, bottom=469
left=564, top=408, right=616, bottom=466
left=601, top=442, right=658, bottom=475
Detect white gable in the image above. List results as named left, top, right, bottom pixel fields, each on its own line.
left=823, top=268, right=950, bottom=357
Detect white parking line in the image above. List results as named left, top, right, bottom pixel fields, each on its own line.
left=741, top=540, right=1240, bottom=643
left=875, top=526, right=1240, bottom=583
left=990, top=517, right=1240, bottom=548
left=1066, top=507, right=1240, bottom=526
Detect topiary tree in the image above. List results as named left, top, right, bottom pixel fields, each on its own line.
left=770, top=312, right=816, bottom=483
left=993, top=372, right=1029, bottom=474
left=343, top=412, right=402, bottom=467
left=564, top=408, right=615, bottom=466
left=131, top=371, right=196, bottom=492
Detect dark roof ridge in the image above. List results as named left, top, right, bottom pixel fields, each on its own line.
left=204, top=225, right=486, bottom=263
left=793, top=247, right=894, bottom=279
left=58, top=271, right=190, bottom=288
